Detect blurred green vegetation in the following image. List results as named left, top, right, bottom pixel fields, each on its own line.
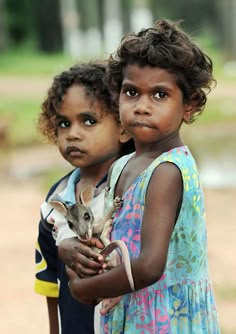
left=0, top=43, right=236, bottom=150
left=0, top=98, right=41, bottom=146
left=0, top=48, right=78, bottom=76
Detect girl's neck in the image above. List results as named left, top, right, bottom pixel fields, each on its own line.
left=134, top=135, right=184, bottom=158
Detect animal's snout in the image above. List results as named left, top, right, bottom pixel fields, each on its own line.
left=79, top=231, right=91, bottom=241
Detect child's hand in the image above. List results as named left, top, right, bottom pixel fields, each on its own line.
left=66, top=266, right=99, bottom=305
left=100, top=296, right=122, bottom=315
left=58, top=237, right=106, bottom=278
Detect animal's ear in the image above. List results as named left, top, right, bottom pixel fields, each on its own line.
left=80, top=185, right=95, bottom=206
left=49, top=201, right=68, bottom=215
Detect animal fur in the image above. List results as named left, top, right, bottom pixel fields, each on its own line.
left=49, top=184, right=134, bottom=291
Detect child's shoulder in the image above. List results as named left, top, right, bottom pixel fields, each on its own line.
left=45, top=169, right=77, bottom=201
left=110, top=152, right=134, bottom=179
left=142, top=146, right=195, bottom=179
left=114, top=152, right=134, bottom=169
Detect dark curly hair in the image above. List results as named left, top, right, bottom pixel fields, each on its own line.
left=107, top=19, right=216, bottom=123
left=38, top=60, right=119, bottom=143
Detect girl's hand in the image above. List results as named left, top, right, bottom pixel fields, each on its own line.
left=58, top=237, right=107, bottom=278
left=100, top=296, right=122, bottom=315
left=66, top=266, right=99, bottom=305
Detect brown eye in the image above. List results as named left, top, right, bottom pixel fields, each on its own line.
left=84, top=212, right=91, bottom=221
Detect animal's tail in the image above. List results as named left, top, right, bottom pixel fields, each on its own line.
left=100, top=240, right=135, bottom=291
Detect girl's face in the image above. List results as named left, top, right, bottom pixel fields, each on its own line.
left=56, top=84, right=126, bottom=170
left=119, top=65, right=194, bottom=150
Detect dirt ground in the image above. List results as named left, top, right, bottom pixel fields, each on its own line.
left=0, top=76, right=236, bottom=333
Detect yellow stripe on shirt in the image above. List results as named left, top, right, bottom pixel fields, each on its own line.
left=34, top=278, right=59, bottom=297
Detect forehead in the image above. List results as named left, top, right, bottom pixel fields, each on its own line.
left=122, top=64, right=177, bottom=86
left=60, top=84, right=107, bottom=116
left=62, top=84, right=92, bottom=104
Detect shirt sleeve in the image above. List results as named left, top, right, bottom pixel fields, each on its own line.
left=34, top=209, right=59, bottom=297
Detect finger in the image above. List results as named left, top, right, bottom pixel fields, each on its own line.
left=100, top=297, right=121, bottom=315
left=78, top=243, right=104, bottom=262
left=72, top=256, right=105, bottom=277
left=76, top=266, right=101, bottom=278
left=65, top=265, right=78, bottom=280
left=87, top=237, right=105, bottom=250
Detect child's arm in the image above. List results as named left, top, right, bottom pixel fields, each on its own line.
left=66, top=162, right=183, bottom=303
left=58, top=237, right=107, bottom=277
left=47, top=297, right=59, bottom=334
left=35, top=216, right=60, bottom=332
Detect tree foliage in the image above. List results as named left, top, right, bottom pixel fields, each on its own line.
left=1, top=0, right=235, bottom=60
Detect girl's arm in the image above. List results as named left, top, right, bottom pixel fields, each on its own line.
left=66, top=162, right=182, bottom=303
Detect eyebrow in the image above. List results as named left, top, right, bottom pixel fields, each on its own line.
left=121, top=80, right=174, bottom=92
left=56, top=110, right=98, bottom=118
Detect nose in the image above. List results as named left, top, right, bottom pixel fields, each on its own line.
left=66, top=123, right=82, bottom=141
left=133, top=96, right=151, bottom=115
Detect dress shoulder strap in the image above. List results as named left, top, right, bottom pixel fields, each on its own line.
left=105, top=153, right=134, bottom=208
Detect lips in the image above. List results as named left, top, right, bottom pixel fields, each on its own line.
left=131, top=121, right=153, bottom=128
left=66, top=146, right=85, bottom=156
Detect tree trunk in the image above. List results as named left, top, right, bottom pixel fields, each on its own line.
left=81, top=0, right=103, bottom=56
left=103, top=0, right=123, bottom=54
left=0, top=0, right=8, bottom=51
left=33, top=0, right=63, bottom=53
left=130, top=0, right=153, bottom=33
left=219, top=0, right=236, bottom=61
left=59, top=0, right=81, bottom=57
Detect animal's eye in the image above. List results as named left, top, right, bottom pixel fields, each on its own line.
left=68, top=220, right=74, bottom=229
left=83, top=212, right=91, bottom=221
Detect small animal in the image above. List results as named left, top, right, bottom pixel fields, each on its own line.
left=49, top=184, right=135, bottom=291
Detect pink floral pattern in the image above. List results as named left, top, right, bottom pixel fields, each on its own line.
left=101, top=147, right=220, bottom=333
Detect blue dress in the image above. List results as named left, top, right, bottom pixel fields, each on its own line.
left=101, top=146, right=220, bottom=333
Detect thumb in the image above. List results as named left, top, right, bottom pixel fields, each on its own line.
left=65, top=265, right=78, bottom=280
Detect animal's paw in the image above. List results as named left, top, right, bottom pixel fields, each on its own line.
left=100, top=296, right=122, bottom=315
left=113, top=196, right=123, bottom=210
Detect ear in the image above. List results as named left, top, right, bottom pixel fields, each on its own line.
left=183, top=92, right=199, bottom=123
left=183, top=103, right=197, bottom=123
left=49, top=201, right=68, bottom=215
left=80, top=185, right=95, bottom=206
left=119, top=127, right=132, bottom=144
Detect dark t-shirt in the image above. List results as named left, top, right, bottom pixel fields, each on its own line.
left=35, top=170, right=107, bottom=333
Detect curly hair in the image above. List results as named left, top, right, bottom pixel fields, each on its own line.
left=107, top=19, right=216, bottom=123
left=38, top=60, right=119, bottom=143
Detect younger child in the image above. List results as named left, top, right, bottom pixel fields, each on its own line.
left=65, top=20, right=221, bottom=333
left=34, top=61, right=134, bottom=334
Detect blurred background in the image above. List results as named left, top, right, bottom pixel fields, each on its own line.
left=0, top=0, right=235, bottom=333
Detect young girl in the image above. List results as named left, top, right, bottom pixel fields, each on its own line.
left=65, top=20, right=221, bottom=333
left=34, top=61, right=134, bottom=334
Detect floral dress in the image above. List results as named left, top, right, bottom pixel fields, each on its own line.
left=101, top=146, right=220, bottom=334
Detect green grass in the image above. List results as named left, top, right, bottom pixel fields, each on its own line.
left=197, top=98, right=236, bottom=124
left=0, top=49, right=87, bottom=76
left=0, top=98, right=41, bottom=147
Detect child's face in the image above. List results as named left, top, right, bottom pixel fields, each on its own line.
left=119, top=65, right=193, bottom=149
left=56, top=84, right=124, bottom=170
